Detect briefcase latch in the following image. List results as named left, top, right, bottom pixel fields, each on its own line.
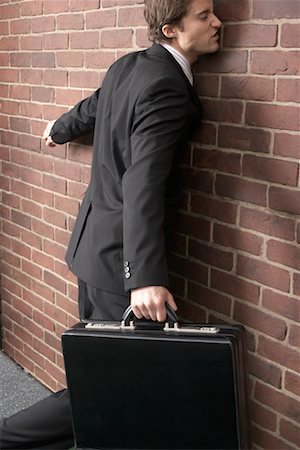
left=164, top=323, right=220, bottom=334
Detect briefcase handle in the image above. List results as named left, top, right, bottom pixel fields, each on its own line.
left=122, top=304, right=178, bottom=329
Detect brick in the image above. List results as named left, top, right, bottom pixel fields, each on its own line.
left=214, top=223, right=263, bottom=256
left=55, top=88, right=83, bottom=106
left=43, top=240, right=66, bottom=261
left=251, top=51, right=300, bottom=75
left=182, top=168, right=213, bottom=194
left=101, top=29, right=133, bottom=49
left=20, top=1, right=42, bottom=17
left=118, top=6, right=145, bottom=26
left=252, top=426, right=294, bottom=450
left=43, top=207, right=66, bottom=229
left=0, top=68, right=19, bottom=83
left=23, top=344, right=45, bottom=369
left=86, top=9, right=116, bottom=28
left=234, top=301, right=287, bottom=340
left=85, top=51, right=116, bottom=69
left=20, top=166, right=41, bottom=186
left=194, top=74, right=219, bottom=97
left=274, top=133, right=300, bottom=159
left=0, top=4, right=20, bottom=19
left=250, top=400, right=277, bottom=431
left=56, top=51, right=84, bottom=68
left=216, top=175, right=267, bottom=206
left=253, top=0, right=300, bottom=19
left=136, top=28, right=151, bottom=48
left=32, top=250, right=54, bottom=271
left=43, top=69, right=68, bottom=86
left=191, top=194, right=237, bottom=224
left=0, top=36, right=19, bottom=51
left=10, top=52, right=31, bottom=67
left=221, top=76, right=275, bottom=101
left=224, top=24, right=277, bottom=47
left=19, top=102, right=43, bottom=119
left=188, top=281, right=232, bottom=316
left=196, top=50, right=247, bottom=73
left=294, top=273, right=300, bottom=297
left=174, top=214, right=210, bottom=242
left=31, top=16, right=55, bottom=33
left=211, top=269, right=260, bottom=304
left=193, top=123, right=217, bottom=146
left=22, top=259, right=42, bottom=280
left=280, top=419, right=300, bottom=448
left=277, top=79, right=300, bottom=103
left=249, top=353, right=282, bottom=389
left=267, top=240, right=300, bottom=271
left=44, top=271, right=66, bottom=295
left=42, top=174, right=67, bottom=195
left=31, top=310, right=54, bottom=334
left=289, top=324, right=300, bottom=347
left=201, top=99, right=243, bottom=124
left=219, top=125, right=271, bottom=154
left=34, top=338, right=56, bottom=363
left=168, top=253, right=208, bottom=286
left=193, top=148, right=241, bottom=175
left=57, top=13, right=84, bottom=30
left=21, top=199, right=42, bottom=218
left=32, top=52, right=55, bottom=68
left=43, top=0, right=69, bottom=14
left=258, top=336, right=300, bottom=374
left=70, top=0, right=100, bottom=11
left=54, top=195, right=79, bottom=216
left=22, top=230, right=42, bottom=251
left=21, top=68, right=42, bottom=84
left=31, top=187, right=53, bottom=207
left=11, top=210, right=31, bottom=230
left=20, top=35, right=42, bottom=50
left=240, top=207, right=295, bottom=241
left=10, top=18, right=30, bottom=34
left=246, top=103, right=300, bottom=132
left=0, top=21, right=9, bottom=36
left=10, top=85, right=31, bottom=100
left=55, top=228, right=71, bottom=247
left=281, top=24, right=300, bottom=48
left=237, top=255, right=290, bottom=292
left=269, top=186, right=300, bottom=215
left=43, top=104, right=68, bottom=120
left=1, top=100, right=19, bottom=115
left=69, top=71, right=99, bottom=89
left=43, top=34, right=69, bottom=50
left=214, top=0, right=250, bottom=21
left=285, top=371, right=300, bottom=397
left=188, top=238, right=233, bottom=271
left=54, top=160, right=81, bottom=181
left=243, top=154, right=299, bottom=186
left=70, top=31, right=99, bottom=49
left=25, top=153, right=49, bottom=174
left=32, top=86, right=55, bottom=103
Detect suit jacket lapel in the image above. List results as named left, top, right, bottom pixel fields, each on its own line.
left=147, top=44, right=203, bottom=115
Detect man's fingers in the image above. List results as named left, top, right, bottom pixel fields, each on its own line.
left=166, top=293, right=178, bottom=312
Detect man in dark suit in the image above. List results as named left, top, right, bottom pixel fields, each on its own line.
left=0, top=0, right=221, bottom=448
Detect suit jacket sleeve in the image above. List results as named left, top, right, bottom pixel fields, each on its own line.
left=122, top=75, right=189, bottom=291
left=50, top=88, right=101, bottom=144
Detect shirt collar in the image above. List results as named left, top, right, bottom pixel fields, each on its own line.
left=161, top=43, right=193, bottom=85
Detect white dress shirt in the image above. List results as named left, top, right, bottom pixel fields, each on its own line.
left=161, top=43, right=193, bottom=85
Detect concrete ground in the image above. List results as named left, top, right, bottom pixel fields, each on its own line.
left=0, top=350, right=50, bottom=420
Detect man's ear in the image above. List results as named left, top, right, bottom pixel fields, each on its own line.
left=162, top=23, right=178, bottom=40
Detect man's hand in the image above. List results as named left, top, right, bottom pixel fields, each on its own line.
left=43, top=120, right=56, bottom=147
left=130, top=286, right=178, bottom=322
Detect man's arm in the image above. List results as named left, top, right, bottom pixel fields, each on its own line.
left=43, top=88, right=101, bottom=146
left=123, top=75, right=189, bottom=321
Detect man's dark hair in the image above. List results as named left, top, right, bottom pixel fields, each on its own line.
left=144, top=0, right=194, bottom=43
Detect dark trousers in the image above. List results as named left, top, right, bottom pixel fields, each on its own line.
left=0, top=281, right=129, bottom=449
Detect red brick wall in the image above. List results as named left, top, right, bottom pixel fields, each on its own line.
left=0, top=0, right=299, bottom=448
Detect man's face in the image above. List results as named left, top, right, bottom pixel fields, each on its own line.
left=171, top=0, right=222, bottom=63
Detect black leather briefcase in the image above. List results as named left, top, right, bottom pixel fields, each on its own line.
left=62, top=307, right=251, bottom=450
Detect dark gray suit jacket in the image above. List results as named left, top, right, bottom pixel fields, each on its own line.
left=50, top=44, right=202, bottom=294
